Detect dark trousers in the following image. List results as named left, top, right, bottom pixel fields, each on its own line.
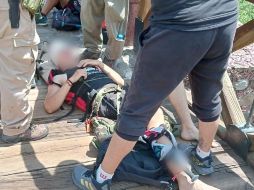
left=116, top=22, right=237, bottom=141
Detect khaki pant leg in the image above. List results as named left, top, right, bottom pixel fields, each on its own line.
left=104, top=0, right=129, bottom=60
left=0, top=2, right=40, bottom=136
left=81, top=0, right=105, bottom=54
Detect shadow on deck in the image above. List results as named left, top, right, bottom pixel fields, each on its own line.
left=1, top=17, right=254, bottom=189
left=0, top=83, right=254, bottom=190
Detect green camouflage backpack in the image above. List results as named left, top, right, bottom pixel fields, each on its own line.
left=90, top=117, right=116, bottom=149
left=89, top=115, right=174, bottom=150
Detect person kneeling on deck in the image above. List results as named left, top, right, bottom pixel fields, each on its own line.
left=43, top=42, right=199, bottom=141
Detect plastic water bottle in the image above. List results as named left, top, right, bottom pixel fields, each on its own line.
left=116, top=22, right=126, bottom=41
left=117, top=33, right=125, bottom=41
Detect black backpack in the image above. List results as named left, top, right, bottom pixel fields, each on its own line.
left=95, top=138, right=178, bottom=190
left=52, top=7, right=81, bottom=31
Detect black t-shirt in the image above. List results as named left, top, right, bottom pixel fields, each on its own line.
left=49, top=66, right=114, bottom=99
left=150, top=0, right=238, bottom=31
left=48, top=67, right=119, bottom=119
left=72, top=66, right=114, bottom=97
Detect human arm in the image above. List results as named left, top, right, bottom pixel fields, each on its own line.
left=79, top=59, right=125, bottom=87
left=44, top=70, right=87, bottom=114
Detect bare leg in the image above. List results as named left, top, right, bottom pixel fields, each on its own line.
left=144, top=110, right=218, bottom=190
left=198, top=119, right=219, bottom=152
left=59, top=0, right=71, bottom=8
left=157, top=136, right=218, bottom=190
left=101, top=108, right=165, bottom=174
left=41, top=0, right=61, bottom=15
left=147, top=108, right=165, bottom=129
left=168, top=81, right=199, bottom=141
left=101, top=133, right=136, bottom=174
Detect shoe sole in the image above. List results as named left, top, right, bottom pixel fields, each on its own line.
left=36, top=23, right=48, bottom=26
left=2, top=129, right=49, bottom=144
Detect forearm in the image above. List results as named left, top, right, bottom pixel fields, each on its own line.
left=99, top=63, right=125, bottom=87
left=44, top=83, right=71, bottom=113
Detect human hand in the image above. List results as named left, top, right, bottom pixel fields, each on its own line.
left=69, top=68, right=87, bottom=83
left=78, top=59, right=103, bottom=69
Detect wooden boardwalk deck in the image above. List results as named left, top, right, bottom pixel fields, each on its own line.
left=1, top=83, right=254, bottom=190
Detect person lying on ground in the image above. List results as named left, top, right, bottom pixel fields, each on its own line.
left=44, top=43, right=198, bottom=140
left=73, top=108, right=218, bottom=190
left=36, top=0, right=80, bottom=26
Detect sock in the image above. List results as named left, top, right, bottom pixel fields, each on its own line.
left=96, top=165, right=113, bottom=184
left=196, top=146, right=210, bottom=159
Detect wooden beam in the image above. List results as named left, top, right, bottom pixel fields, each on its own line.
left=233, top=19, right=254, bottom=52
left=221, top=73, right=246, bottom=126
left=220, top=19, right=254, bottom=126
left=245, top=0, right=254, bottom=4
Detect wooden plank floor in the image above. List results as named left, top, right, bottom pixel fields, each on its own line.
left=1, top=83, right=254, bottom=190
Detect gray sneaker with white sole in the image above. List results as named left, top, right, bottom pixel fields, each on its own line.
left=2, top=124, right=48, bottom=143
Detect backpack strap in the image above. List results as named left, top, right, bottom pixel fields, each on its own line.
left=91, top=84, right=121, bottom=117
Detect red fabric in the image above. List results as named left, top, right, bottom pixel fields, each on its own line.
left=102, top=20, right=106, bottom=29
left=48, top=70, right=87, bottom=112
left=48, top=70, right=54, bottom=85
left=65, top=92, right=87, bottom=112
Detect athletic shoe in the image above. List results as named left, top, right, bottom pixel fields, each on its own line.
left=72, top=165, right=111, bottom=190
left=36, top=14, right=48, bottom=26
left=79, top=50, right=101, bottom=61
left=189, top=147, right=214, bottom=176
left=2, top=124, right=48, bottom=143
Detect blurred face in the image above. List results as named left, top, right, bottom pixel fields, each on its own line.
left=56, top=48, right=77, bottom=71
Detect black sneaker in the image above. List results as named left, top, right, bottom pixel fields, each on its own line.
left=72, top=165, right=111, bottom=190
left=190, top=147, right=214, bottom=176
left=80, top=50, right=101, bottom=61
left=35, top=14, right=48, bottom=26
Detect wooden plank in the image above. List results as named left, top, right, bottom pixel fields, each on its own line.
left=233, top=19, right=254, bottom=52
left=1, top=134, right=253, bottom=190
left=30, top=98, right=83, bottom=124
left=221, top=73, right=246, bottom=126
left=0, top=134, right=96, bottom=176
left=0, top=166, right=157, bottom=190
left=245, top=0, right=254, bottom=4
left=200, top=141, right=254, bottom=189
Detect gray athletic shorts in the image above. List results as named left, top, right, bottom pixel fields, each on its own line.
left=116, top=22, right=237, bottom=141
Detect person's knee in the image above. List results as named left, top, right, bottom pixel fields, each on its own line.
left=147, top=108, right=164, bottom=130
left=116, top=114, right=148, bottom=141
left=192, top=99, right=222, bottom=122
